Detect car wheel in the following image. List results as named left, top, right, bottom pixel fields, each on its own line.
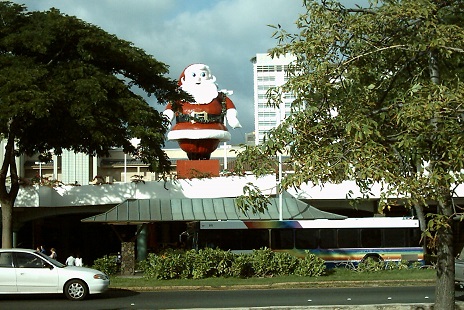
left=64, top=279, right=88, bottom=301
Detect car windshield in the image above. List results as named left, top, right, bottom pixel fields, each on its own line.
left=35, top=250, right=65, bottom=267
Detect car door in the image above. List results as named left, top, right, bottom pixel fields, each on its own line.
left=0, top=252, right=17, bottom=292
left=14, top=252, right=59, bottom=293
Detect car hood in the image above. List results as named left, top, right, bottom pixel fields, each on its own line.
left=62, top=265, right=106, bottom=275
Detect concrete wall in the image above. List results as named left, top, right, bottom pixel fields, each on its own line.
left=14, top=175, right=278, bottom=208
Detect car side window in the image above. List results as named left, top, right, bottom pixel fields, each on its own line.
left=15, top=252, right=47, bottom=268
left=0, top=252, right=13, bottom=268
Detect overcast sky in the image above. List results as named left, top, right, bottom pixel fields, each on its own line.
left=10, top=0, right=363, bottom=146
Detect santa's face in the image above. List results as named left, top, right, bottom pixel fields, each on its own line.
left=184, top=65, right=214, bottom=85
left=181, top=64, right=218, bottom=104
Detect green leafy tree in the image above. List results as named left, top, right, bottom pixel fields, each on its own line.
left=237, top=0, right=464, bottom=308
left=0, top=2, right=189, bottom=248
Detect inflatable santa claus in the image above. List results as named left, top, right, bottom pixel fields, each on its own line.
left=163, top=64, right=241, bottom=160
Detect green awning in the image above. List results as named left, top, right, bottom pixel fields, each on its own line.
left=81, top=198, right=346, bottom=224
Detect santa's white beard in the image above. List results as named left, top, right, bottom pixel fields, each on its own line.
left=181, top=82, right=218, bottom=104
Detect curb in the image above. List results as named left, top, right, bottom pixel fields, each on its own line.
left=175, top=304, right=464, bottom=310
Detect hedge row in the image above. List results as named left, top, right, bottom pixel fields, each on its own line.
left=139, top=248, right=326, bottom=279
left=92, top=250, right=424, bottom=278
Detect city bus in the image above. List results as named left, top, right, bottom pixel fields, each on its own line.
left=188, top=217, right=424, bottom=267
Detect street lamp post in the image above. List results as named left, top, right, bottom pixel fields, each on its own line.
left=278, top=153, right=283, bottom=221
left=221, top=142, right=231, bottom=171
left=277, top=100, right=285, bottom=221
left=124, top=153, right=127, bottom=182
left=124, top=138, right=141, bottom=183
left=34, top=161, right=43, bottom=181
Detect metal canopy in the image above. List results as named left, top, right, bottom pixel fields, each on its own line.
left=81, top=198, right=346, bottom=224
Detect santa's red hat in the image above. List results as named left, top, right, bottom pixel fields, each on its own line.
left=177, top=64, right=193, bottom=86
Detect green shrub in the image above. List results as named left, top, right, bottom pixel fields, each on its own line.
left=163, top=249, right=196, bottom=279
left=336, top=258, right=425, bottom=272
left=357, top=258, right=423, bottom=272
left=142, top=251, right=178, bottom=279
left=230, top=253, right=253, bottom=278
left=250, top=248, right=276, bottom=277
left=357, top=257, right=385, bottom=272
left=156, top=252, right=187, bottom=279
left=384, top=259, right=410, bottom=271
left=273, top=251, right=299, bottom=276
left=142, top=249, right=196, bottom=279
left=411, top=261, right=424, bottom=269
left=92, top=255, right=120, bottom=276
left=192, top=248, right=235, bottom=279
left=294, top=251, right=326, bottom=277
left=140, top=253, right=159, bottom=279
left=214, top=249, right=235, bottom=277
left=181, top=249, right=197, bottom=278
left=191, top=248, right=217, bottom=279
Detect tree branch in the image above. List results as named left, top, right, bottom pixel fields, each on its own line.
left=443, top=46, right=464, bottom=53
left=0, top=120, right=20, bottom=203
left=319, top=0, right=376, bottom=15
left=342, top=45, right=408, bottom=67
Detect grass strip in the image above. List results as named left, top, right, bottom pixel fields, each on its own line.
left=110, top=268, right=436, bottom=290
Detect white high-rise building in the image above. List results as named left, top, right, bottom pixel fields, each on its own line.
left=252, top=53, right=296, bottom=145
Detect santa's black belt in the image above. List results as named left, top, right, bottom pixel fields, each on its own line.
left=176, top=112, right=224, bottom=124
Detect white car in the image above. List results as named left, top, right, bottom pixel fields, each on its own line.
left=0, top=248, right=109, bottom=300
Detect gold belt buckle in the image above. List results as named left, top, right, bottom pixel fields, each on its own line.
left=191, top=111, right=208, bottom=123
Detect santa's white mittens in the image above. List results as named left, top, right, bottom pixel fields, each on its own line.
left=226, top=109, right=242, bottom=128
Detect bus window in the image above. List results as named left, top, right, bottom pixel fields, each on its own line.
left=242, top=229, right=269, bottom=250
left=218, top=230, right=242, bottom=250
left=271, top=229, right=294, bottom=249
left=384, top=228, right=406, bottom=247
left=198, top=229, right=226, bottom=249
left=198, top=229, right=269, bottom=251
left=408, top=228, right=422, bottom=246
left=361, top=228, right=381, bottom=248
left=295, top=229, right=318, bottom=249
left=337, top=228, right=359, bottom=248
left=319, top=229, right=337, bottom=249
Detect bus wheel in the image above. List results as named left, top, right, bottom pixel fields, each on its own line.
left=361, top=254, right=383, bottom=263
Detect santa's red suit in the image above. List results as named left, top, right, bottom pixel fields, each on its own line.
left=163, top=64, right=241, bottom=160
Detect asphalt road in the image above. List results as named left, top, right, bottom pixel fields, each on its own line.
left=1, top=285, right=458, bottom=310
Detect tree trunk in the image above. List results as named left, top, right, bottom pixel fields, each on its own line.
left=434, top=195, right=455, bottom=309
left=413, top=203, right=428, bottom=260
left=427, top=49, right=455, bottom=308
left=0, top=132, right=20, bottom=249
left=1, top=201, right=13, bottom=248
left=413, top=203, right=426, bottom=231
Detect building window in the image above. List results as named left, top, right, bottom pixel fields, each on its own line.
left=257, top=65, right=276, bottom=72
left=258, top=85, right=272, bottom=91
left=257, top=76, right=276, bottom=82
